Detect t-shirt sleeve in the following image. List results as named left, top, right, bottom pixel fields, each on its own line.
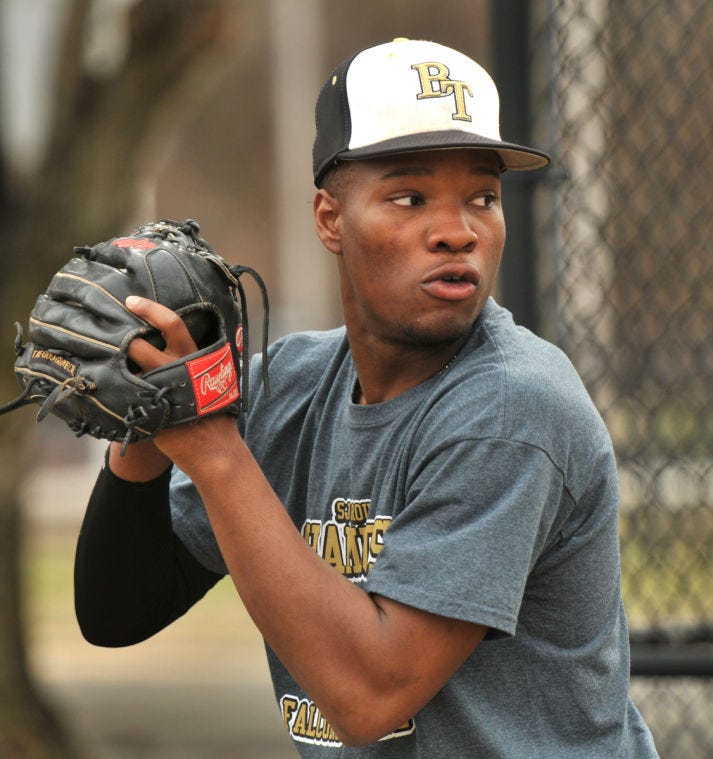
left=170, top=465, right=228, bottom=574
left=365, top=437, right=566, bottom=637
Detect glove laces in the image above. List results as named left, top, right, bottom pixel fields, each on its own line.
left=36, top=375, right=96, bottom=422
left=170, top=218, right=271, bottom=410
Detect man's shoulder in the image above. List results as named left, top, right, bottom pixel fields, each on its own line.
left=431, top=302, right=614, bottom=496
left=268, top=326, right=347, bottom=362
left=248, top=326, right=350, bottom=406
left=257, top=326, right=348, bottom=379
left=470, top=300, right=581, bottom=390
left=453, top=301, right=607, bottom=442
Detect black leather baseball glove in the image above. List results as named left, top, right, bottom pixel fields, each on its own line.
left=0, top=219, right=268, bottom=452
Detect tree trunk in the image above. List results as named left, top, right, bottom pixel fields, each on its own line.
left=0, top=1, right=234, bottom=754
left=0, top=417, right=79, bottom=758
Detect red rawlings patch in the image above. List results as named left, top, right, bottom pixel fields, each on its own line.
left=112, top=237, right=158, bottom=250
left=186, top=343, right=239, bottom=415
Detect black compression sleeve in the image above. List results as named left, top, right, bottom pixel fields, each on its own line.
left=74, top=457, right=224, bottom=647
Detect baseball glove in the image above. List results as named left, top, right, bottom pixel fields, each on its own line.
left=0, top=219, right=269, bottom=452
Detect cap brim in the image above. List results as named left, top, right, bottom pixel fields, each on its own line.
left=336, top=130, right=551, bottom=172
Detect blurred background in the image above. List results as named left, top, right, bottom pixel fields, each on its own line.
left=0, top=0, right=711, bottom=757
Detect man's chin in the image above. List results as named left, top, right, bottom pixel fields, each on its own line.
left=399, top=318, right=476, bottom=349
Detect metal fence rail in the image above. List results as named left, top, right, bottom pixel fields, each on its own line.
left=518, top=1, right=713, bottom=755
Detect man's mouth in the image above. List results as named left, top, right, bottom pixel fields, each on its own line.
left=424, top=262, right=480, bottom=284
left=442, top=274, right=468, bottom=282
left=421, top=264, right=481, bottom=301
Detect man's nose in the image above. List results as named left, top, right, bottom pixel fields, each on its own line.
left=426, top=209, right=477, bottom=253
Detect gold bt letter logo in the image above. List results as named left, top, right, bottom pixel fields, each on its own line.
left=411, top=61, right=473, bottom=122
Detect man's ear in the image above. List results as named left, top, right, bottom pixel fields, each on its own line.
left=313, top=189, right=342, bottom=255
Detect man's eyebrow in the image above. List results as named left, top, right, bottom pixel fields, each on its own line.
left=473, top=164, right=503, bottom=179
left=379, top=163, right=502, bottom=180
left=380, top=166, right=432, bottom=179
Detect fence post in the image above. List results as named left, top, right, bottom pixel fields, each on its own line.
left=492, top=0, right=540, bottom=334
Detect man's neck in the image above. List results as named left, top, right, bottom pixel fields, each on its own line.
left=349, top=337, right=465, bottom=405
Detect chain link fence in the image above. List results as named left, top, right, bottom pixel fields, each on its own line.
left=526, top=1, right=713, bottom=756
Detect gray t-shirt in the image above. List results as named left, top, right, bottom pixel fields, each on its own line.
left=171, top=299, right=658, bottom=758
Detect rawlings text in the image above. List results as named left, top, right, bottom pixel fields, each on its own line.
left=186, top=343, right=239, bottom=415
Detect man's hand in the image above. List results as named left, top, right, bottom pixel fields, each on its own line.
left=109, top=296, right=210, bottom=482
left=125, top=295, right=199, bottom=372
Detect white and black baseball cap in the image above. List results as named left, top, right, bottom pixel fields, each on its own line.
left=313, top=38, right=550, bottom=187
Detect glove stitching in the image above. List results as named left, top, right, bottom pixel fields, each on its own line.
left=30, top=317, right=121, bottom=353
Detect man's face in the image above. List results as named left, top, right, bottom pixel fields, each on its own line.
left=316, top=149, right=506, bottom=351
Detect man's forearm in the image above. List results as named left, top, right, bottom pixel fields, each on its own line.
left=155, top=415, right=484, bottom=745
left=75, top=456, right=222, bottom=646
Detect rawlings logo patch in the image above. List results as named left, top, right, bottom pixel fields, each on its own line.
left=186, top=343, right=239, bottom=415
left=31, top=349, right=78, bottom=378
left=111, top=237, right=158, bottom=250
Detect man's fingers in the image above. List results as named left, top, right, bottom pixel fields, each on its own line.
left=127, top=336, right=168, bottom=372
left=126, top=295, right=198, bottom=372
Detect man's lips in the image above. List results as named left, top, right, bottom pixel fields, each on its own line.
left=421, top=263, right=481, bottom=301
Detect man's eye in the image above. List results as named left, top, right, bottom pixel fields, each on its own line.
left=472, top=193, right=497, bottom=208
left=392, top=194, right=423, bottom=206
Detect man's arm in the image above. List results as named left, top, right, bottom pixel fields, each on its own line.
left=125, top=296, right=487, bottom=747
left=75, top=307, right=224, bottom=647
left=74, top=442, right=223, bottom=646
left=151, top=416, right=486, bottom=746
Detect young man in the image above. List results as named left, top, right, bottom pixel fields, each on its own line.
left=74, top=39, right=658, bottom=756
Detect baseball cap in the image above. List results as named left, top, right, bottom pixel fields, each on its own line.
left=313, top=38, right=550, bottom=186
